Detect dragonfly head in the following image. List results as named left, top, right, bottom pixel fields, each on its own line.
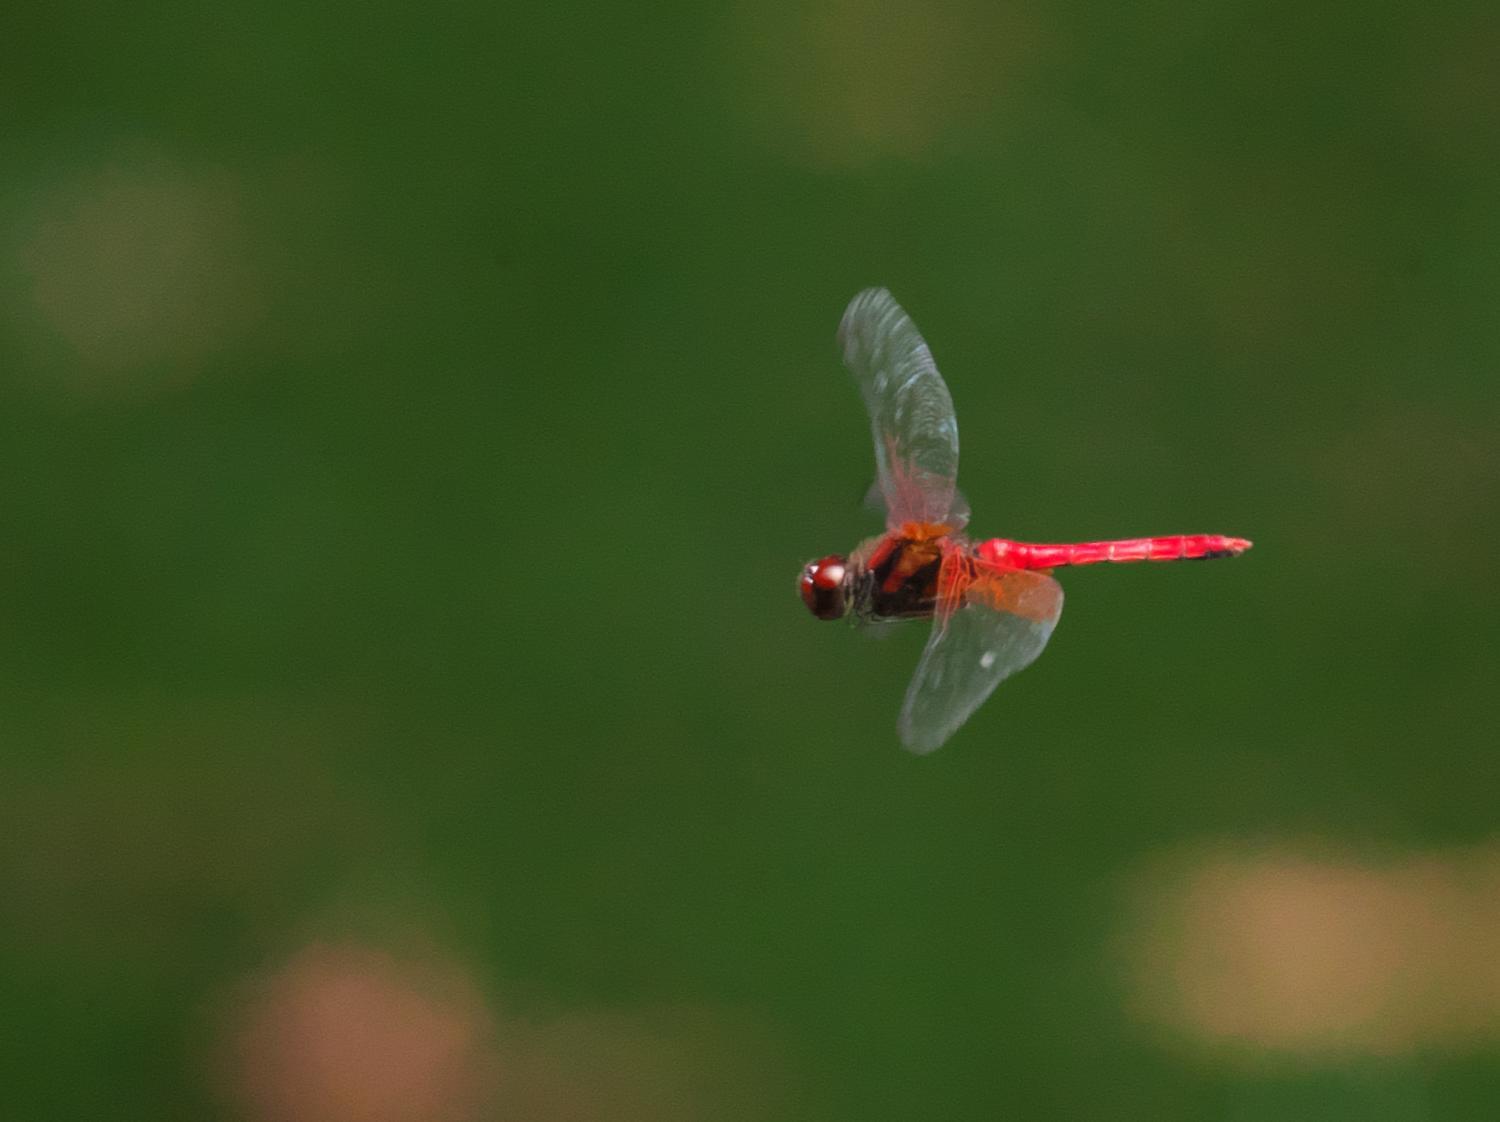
left=800, top=554, right=850, bottom=620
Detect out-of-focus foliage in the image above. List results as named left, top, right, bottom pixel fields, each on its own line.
left=2, top=1, right=1497, bottom=1118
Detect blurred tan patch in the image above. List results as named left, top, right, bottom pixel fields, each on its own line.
left=1309, top=407, right=1499, bottom=570
left=15, top=150, right=263, bottom=392
left=0, top=699, right=387, bottom=971
left=219, top=940, right=787, bottom=1122
left=226, top=943, right=498, bottom=1122
left=1120, top=840, right=1500, bottom=1060
left=729, top=0, right=1042, bottom=167
left=1405, top=9, right=1500, bottom=164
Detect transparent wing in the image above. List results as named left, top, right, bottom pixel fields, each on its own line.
left=897, top=567, right=1063, bottom=754
left=838, top=288, right=964, bottom=530
left=863, top=480, right=970, bottom=528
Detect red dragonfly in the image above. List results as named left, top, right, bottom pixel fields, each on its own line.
left=799, top=288, right=1251, bottom=753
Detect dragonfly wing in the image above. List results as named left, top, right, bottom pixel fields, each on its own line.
left=838, top=288, right=964, bottom=529
left=896, top=568, right=1063, bottom=754
left=863, top=479, right=970, bottom=528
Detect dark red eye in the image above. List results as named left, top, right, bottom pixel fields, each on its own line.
left=799, top=555, right=848, bottom=620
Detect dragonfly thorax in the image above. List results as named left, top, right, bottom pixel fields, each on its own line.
left=851, top=534, right=945, bottom=621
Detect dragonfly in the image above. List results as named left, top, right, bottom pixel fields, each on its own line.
left=799, top=288, right=1251, bottom=753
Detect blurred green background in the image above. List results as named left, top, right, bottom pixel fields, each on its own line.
left=2, top=1, right=1498, bottom=1119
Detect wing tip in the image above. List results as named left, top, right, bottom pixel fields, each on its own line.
left=897, top=725, right=949, bottom=755
left=838, top=287, right=899, bottom=340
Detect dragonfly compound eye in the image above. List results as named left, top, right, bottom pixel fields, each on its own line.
left=799, top=555, right=848, bottom=620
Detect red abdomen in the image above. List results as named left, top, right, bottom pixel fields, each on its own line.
left=977, top=534, right=1252, bottom=570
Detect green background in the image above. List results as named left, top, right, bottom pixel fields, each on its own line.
left=3, top=1, right=1498, bottom=1118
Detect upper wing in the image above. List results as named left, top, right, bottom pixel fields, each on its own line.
left=838, top=288, right=964, bottom=530
left=896, top=565, right=1063, bottom=754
